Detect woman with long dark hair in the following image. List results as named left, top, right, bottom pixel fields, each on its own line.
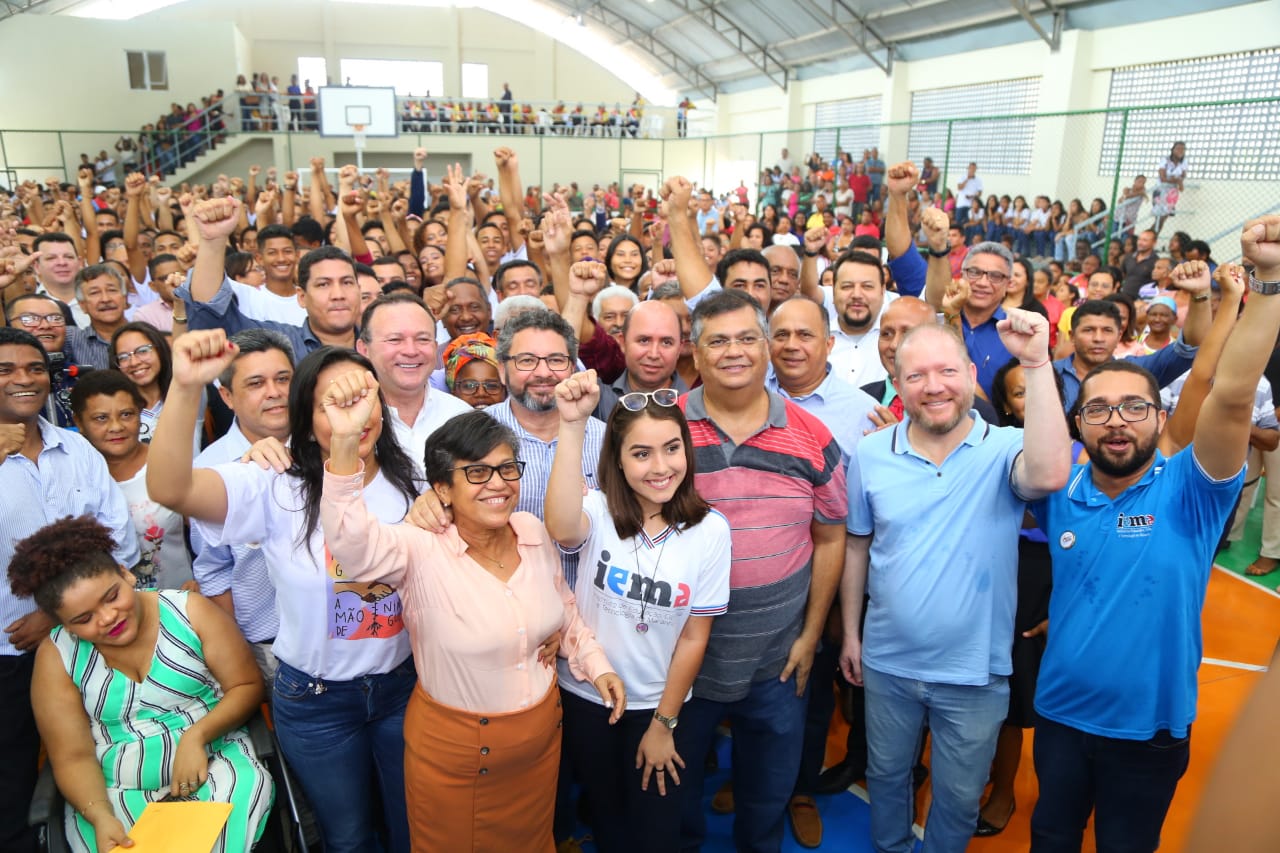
left=545, top=370, right=730, bottom=852
left=605, top=234, right=648, bottom=293
left=147, top=333, right=421, bottom=853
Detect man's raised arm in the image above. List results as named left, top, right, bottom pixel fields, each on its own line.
left=1002, top=308, right=1072, bottom=499
left=494, top=147, right=526, bottom=253
left=1193, top=217, right=1280, bottom=480
left=660, top=176, right=714, bottom=300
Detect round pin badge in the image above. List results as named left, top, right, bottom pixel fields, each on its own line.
left=1059, top=531, right=1076, bottom=550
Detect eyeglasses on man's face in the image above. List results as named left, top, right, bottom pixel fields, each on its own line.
left=504, top=353, right=572, bottom=372
left=1078, top=401, right=1155, bottom=426
left=962, top=267, right=1010, bottom=286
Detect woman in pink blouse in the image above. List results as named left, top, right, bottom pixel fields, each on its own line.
left=317, top=371, right=625, bottom=853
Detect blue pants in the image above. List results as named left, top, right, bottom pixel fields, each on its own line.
left=1032, top=230, right=1051, bottom=257
left=1030, top=717, right=1190, bottom=853
left=272, top=658, right=415, bottom=853
left=679, top=676, right=809, bottom=852
left=864, top=666, right=1008, bottom=853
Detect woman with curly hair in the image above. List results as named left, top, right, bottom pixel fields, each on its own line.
left=11, top=515, right=272, bottom=853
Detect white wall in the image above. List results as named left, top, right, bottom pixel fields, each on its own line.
left=0, top=15, right=240, bottom=131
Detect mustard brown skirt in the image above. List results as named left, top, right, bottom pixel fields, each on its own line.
left=404, top=683, right=561, bottom=852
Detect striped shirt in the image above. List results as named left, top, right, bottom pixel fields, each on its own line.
left=485, top=399, right=604, bottom=586
left=0, top=419, right=139, bottom=656
left=679, top=388, right=847, bottom=702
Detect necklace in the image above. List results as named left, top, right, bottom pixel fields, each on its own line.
left=468, top=532, right=512, bottom=571
left=632, top=519, right=671, bottom=634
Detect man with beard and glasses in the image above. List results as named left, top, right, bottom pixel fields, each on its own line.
left=1024, top=226, right=1280, bottom=853
left=840, top=310, right=1072, bottom=853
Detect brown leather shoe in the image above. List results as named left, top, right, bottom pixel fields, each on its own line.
left=788, top=795, right=823, bottom=848
left=710, top=780, right=735, bottom=814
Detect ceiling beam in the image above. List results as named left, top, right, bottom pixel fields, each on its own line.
left=662, top=0, right=790, bottom=91
left=1009, top=0, right=1064, bottom=50
left=802, top=0, right=896, bottom=75
left=541, top=0, right=720, bottom=100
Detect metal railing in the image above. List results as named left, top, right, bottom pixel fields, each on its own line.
left=4, top=96, right=1276, bottom=266
left=225, top=92, right=708, bottom=140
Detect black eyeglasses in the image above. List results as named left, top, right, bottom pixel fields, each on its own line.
left=504, top=353, right=572, bottom=372
left=13, top=312, right=66, bottom=327
left=618, top=388, right=678, bottom=411
left=451, top=460, right=526, bottom=484
left=1079, top=401, right=1155, bottom=425
left=962, top=267, right=1010, bottom=286
left=455, top=379, right=503, bottom=394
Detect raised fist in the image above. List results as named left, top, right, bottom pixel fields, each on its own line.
left=885, top=162, right=919, bottom=196
left=920, top=207, right=950, bottom=252
left=191, top=197, right=241, bottom=242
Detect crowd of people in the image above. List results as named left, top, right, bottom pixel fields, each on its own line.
left=0, top=138, right=1276, bottom=853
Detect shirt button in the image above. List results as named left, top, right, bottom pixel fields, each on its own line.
left=520, top=700, right=529, bottom=708
left=480, top=747, right=490, bottom=755
left=516, top=663, right=524, bottom=670
left=517, top=627, right=526, bottom=634
left=479, top=768, right=489, bottom=775
left=505, top=589, right=513, bottom=598
left=479, top=718, right=489, bottom=726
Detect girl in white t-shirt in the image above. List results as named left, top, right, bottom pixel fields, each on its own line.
left=147, top=340, right=424, bottom=853
left=546, top=363, right=731, bottom=853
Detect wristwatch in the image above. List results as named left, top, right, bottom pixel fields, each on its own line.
left=927, top=246, right=950, bottom=258
left=1250, top=271, right=1280, bottom=296
left=653, top=711, right=679, bottom=730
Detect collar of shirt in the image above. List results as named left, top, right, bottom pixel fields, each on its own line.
left=767, top=365, right=839, bottom=404
left=1067, top=450, right=1167, bottom=505
left=684, top=386, right=788, bottom=431
left=439, top=510, right=546, bottom=558
left=880, top=378, right=898, bottom=407
left=301, top=319, right=358, bottom=350
left=890, top=410, right=992, bottom=459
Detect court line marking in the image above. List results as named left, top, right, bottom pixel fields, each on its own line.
left=1202, top=656, right=1269, bottom=672
left=1213, top=563, right=1280, bottom=599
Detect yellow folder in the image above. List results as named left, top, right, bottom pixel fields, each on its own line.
left=111, top=801, right=233, bottom=853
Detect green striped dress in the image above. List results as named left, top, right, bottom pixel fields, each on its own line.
left=51, top=590, right=274, bottom=852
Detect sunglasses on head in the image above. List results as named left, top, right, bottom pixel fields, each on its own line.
left=618, top=388, right=678, bottom=411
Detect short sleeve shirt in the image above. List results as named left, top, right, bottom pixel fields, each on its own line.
left=848, top=413, right=1026, bottom=685
left=1030, top=451, right=1244, bottom=738
left=556, top=491, right=731, bottom=708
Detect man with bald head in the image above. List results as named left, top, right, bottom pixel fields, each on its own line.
left=763, top=244, right=802, bottom=310
left=841, top=311, right=1071, bottom=853
left=766, top=293, right=876, bottom=846
left=594, top=299, right=687, bottom=419
left=862, top=296, right=1001, bottom=428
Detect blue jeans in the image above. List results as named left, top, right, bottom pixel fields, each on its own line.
left=863, top=666, right=1009, bottom=853
left=1030, top=717, right=1190, bottom=853
left=679, top=676, right=809, bottom=852
left=1033, top=230, right=1050, bottom=257
left=272, top=658, right=416, bottom=853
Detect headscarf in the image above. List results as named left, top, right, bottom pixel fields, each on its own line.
left=442, top=332, right=499, bottom=391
